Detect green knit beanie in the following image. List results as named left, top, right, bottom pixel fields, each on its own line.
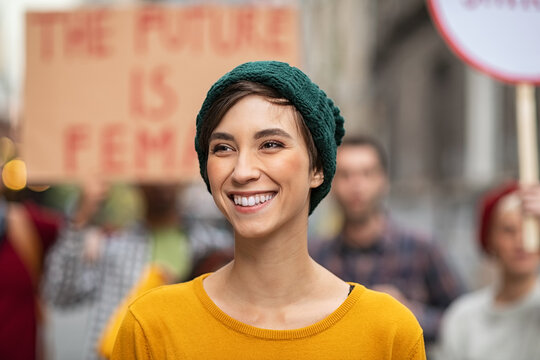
left=195, top=61, right=345, bottom=214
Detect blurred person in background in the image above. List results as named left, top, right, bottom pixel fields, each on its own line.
left=0, top=138, right=63, bottom=360
left=43, top=181, right=192, bottom=360
left=0, top=187, right=62, bottom=360
left=437, top=182, right=540, bottom=360
left=311, top=135, right=463, bottom=345
left=180, top=181, right=234, bottom=276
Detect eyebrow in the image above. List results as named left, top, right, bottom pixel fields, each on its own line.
left=254, top=128, right=293, bottom=140
left=209, top=132, right=234, bottom=142
left=209, top=128, right=293, bottom=142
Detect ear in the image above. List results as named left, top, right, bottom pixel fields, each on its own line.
left=310, top=169, right=324, bottom=188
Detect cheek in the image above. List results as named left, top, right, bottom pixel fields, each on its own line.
left=490, top=235, right=515, bottom=258
left=371, top=177, right=387, bottom=193
left=332, top=179, right=350, bottom=199
left=206, top=158, right=228, bottom=192
left=206, top=160, right=231, bottom=216
left=269, top=152, right=310, bottom=179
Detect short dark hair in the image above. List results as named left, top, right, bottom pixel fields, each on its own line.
left=198, top=80, right=321, bottom=171
left=340, top=135, right=388, bottom=173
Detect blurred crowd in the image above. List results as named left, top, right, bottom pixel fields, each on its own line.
left=0, top=176, right=235, bottom=360
left=0, top=133, right=538, bottom=360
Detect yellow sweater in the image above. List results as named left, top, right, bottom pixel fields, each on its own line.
left=112, top=274, right=425, bottom=360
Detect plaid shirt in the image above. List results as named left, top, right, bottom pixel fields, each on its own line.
left=43, top=224, right=151, bottom=360
left=311, top=220, right=463, bottom=342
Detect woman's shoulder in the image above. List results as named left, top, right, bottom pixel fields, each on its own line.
left=347, top=285, right=425, bottom=358
left=128, top=276, right=203, bottom=316
left=353, top=285, right=422, bottom=328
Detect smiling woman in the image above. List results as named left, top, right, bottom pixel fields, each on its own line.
left=111, top=61, right=427, bottom=360
left=206, top=94, right=322, bottom=239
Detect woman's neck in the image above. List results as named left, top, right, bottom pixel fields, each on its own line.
left=203, top=213, right=349, bottom=329
left=495, top=272, right=538, bottom=305
left=225, top=225, right=318, bottom=306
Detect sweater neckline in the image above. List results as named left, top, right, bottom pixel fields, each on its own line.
left=193, top=273, right=363, bottom=340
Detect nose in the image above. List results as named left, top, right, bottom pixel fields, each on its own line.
left=231, top=150, right=261, bottom=184
left=349, top=173, right=369, bottom=192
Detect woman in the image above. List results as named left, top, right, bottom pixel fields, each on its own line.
left=438, top=183, right=540, bottom=360
left=112, top=61, right=425, bottom=359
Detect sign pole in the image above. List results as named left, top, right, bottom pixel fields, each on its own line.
left=516, top=83, right=539, bottom=251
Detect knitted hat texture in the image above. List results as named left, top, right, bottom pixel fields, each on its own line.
left=195, top=61, right=345, bottom=214
left=478, top=182, right=518, bottom=253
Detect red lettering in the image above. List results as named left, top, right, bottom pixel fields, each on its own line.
left=149, top=66, right=177, bottom=119
left=525, top=0, right=540, bottom=9
left=63, top=10, right=112, bottom=59
left=236, top=8, right=256, bottom=48
left=129, top=66, right=178, bottom=121
left=506, top=0, right=519, bottom=7
left=265, top=9, right=288, bottom=54
left=133, top=6, right=295, bottom=56
left=29, top=10, right=111, bottom=60
left=29, top=13, right=63, bottom=61
left=130, top=68, right=145, bottom=118
left=179, top=125, right=198, bottom=170
left=210, top=8, right=240, bottom=55
left=164, top=7, right=206, bottom=53
left=64, top=124, right=90, bottom=172
left=134, top=7, right=207, bottom=55
left=93, top=10, right=111, bottom=57
left=463, top=0, right=540, bottom=9
left=181, top=7, right=206, bottom=53
left=134, top=7, right=166, bottom=54
left=135, top=127, right=175, bottom=171
left=101, top=124, right=125, bottom=173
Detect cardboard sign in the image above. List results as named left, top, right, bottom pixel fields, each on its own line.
left=23, top=6, right=300, bottom=183
left=427, top=0, right=540, bottom=84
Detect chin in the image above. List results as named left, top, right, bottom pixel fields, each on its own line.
left=504, top=265, right=540, bottom=278
left=234, top=228, right=272, bottom=240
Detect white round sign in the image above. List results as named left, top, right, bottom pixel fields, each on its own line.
left=427, top=0, right=540, bottom=84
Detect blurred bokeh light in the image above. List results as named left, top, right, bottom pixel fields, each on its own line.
left=2, top=158, right=27, bottom=190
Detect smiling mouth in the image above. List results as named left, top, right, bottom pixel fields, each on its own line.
left=230, top=193, right=276, bottom=207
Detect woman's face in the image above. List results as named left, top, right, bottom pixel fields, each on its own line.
left=206, top=95, right=323, bottom=239
left=489, top=205, right=540, bottom=278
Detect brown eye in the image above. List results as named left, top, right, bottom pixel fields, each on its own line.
left=261, top=141, right=284, bottom=150
left=210, top=144, right=234, bottom=154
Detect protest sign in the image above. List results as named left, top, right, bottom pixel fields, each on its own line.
left=23, top=5, right=300, bottom=183
left=428, top=0, right=540, bottom=250
left=427, top=0, right=540, bottom=84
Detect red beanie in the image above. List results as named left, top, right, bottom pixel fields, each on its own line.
left=478, top=182, right=519, bottom=253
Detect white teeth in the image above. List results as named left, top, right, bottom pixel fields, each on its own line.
left=233, top=193, right=275, bottom=207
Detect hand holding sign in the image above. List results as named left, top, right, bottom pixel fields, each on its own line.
left=428, top=0, right=540, bottom=251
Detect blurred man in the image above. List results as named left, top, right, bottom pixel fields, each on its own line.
left=438, top=183, right=540, bottom=360
left=311, top=135, right=462, bottom=343
left=43, top=182, right=192, bottom=360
